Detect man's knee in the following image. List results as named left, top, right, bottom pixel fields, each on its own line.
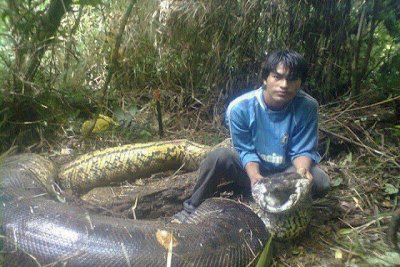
left=313, top=179, right=330, bottom=198
left=204, top=147, right=238, bottom=165
left=311, top=166, right=330, bottom=198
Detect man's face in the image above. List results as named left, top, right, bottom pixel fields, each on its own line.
left=263, top=63, right=302, bottom=110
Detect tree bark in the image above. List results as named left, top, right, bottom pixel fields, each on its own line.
left=351, top=3, right=366, bottom=96
left=357, top=0, right=380, bottom=91
left=63, top=5, right=84, bottom=83
left=352, top=0, right=380, bottom=96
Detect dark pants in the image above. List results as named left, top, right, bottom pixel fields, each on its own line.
left=183, top=147, right=330, bottom=212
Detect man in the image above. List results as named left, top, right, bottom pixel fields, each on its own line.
left=175, top=50, right=330, bottom=220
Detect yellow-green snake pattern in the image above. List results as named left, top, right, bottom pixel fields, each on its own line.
left=59, top=139, right=213, bottom=193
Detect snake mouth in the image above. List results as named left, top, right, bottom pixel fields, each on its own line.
left=252, top=172, right=311, bottom=213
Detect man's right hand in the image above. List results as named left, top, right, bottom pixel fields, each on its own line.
left=245, top=162, right=264, bottom=186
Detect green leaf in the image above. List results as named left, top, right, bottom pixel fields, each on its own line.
left=139, top=129, right=152, bottom=140
left=340, top=152, right=352, bottom=166
left=128, top=105, right=138, bottom=116
left=256, top=234, right=273, bottom=267
left=332, top=177, right=343, bottom=187
left=337, top=228, right=353, bottom=235
left=365, top=252, right=400, bottom=266
left=113, top=107, right=126, bottom=124
left=384, top=252, right=400, bottom=264
left=392, top=125, right=400, bottom=137
left=384, top=183, right=399, bottom=195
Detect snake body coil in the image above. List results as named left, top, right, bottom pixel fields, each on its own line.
left=0, top=139, right=311, bottom=266
left=58, top=140, right=213, bottom=193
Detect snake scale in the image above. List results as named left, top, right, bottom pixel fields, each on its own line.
left=0, top=139, right=312, bottom=266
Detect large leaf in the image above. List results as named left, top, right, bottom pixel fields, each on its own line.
left=383, top=183, right=399, bottom=195
left=364, top=252, right=400, bottom=266
left=80, top=114, right=116, bottom=134
left=256, top=234, right=273, bottom=267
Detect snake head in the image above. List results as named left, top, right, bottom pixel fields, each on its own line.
left=252, top=172, right=311, bottom=213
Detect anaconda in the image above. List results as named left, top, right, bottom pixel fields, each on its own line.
left=0, top=139, right=312, bottom=266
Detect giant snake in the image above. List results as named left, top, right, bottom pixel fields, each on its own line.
left=0, top=139, right=312, bottom=266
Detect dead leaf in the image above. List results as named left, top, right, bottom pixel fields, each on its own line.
left=156, top=229, right=178, bottom=250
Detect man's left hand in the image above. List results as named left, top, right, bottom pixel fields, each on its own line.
left=297, top=167, right=314, bottom=182
left=293, top=156, right=314, bottom=183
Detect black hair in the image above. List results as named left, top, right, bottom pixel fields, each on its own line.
left=261, top=50, right=309, bottom=84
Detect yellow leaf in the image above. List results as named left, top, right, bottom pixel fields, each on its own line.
left=337, top=228, right=353, bottom=235
left=352, top=196, right=364, bottom=212
left=98, top=114, right=117, bottom=125
left=382, top=200, right=393, bottom=208
left=80, top=114, right=116, bottom=134
left=155, top=229, right=178, bottom=250
left=335, top=249, right=343, bottom=259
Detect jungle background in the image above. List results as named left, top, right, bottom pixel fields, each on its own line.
left=0, top=0, right=399, bottom=266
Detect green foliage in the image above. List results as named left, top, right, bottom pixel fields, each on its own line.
left=364, top=251, right=400, bottom=266
left=256, top=234, right=274, bottom=267
left=77, top=0, right=102, bottom=6
left=114, top=104, right=138, bottom=129
left=371, top=49, right=400, bottom=98
left=392, top=125, right=400, bottom=137
left=383, top=183, right=399, bottom=195
left=112, top=103, right=154, bottom=141
left=331, top=177, right=344, bottom=187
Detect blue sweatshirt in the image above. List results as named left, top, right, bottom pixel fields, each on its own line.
left=226, top=86, right=320, bottom=172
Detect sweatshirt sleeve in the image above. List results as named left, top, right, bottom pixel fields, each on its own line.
left=288, top=103, right=321, bottom=163
left=227, top=106, right=260, bottom=168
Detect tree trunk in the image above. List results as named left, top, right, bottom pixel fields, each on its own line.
left=351, top=3, right=366, bottom=96
left=352, top=0, right=380, bottom=96
left=357, top=0, right=380, bottom=92
left=63, top=5, right=84, bottom=83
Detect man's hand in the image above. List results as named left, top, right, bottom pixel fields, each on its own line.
left=296, top=167, right=314, bottom=182
left=293, top=156, right=314, bottom=182
left=245, top=162, right=264, bottom=186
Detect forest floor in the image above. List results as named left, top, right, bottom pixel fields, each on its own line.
left=275, top=156, right=399, bottom=267
left=274, top=98, right=400, bottom=267
left=28, top=96, right=400, bottom=267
